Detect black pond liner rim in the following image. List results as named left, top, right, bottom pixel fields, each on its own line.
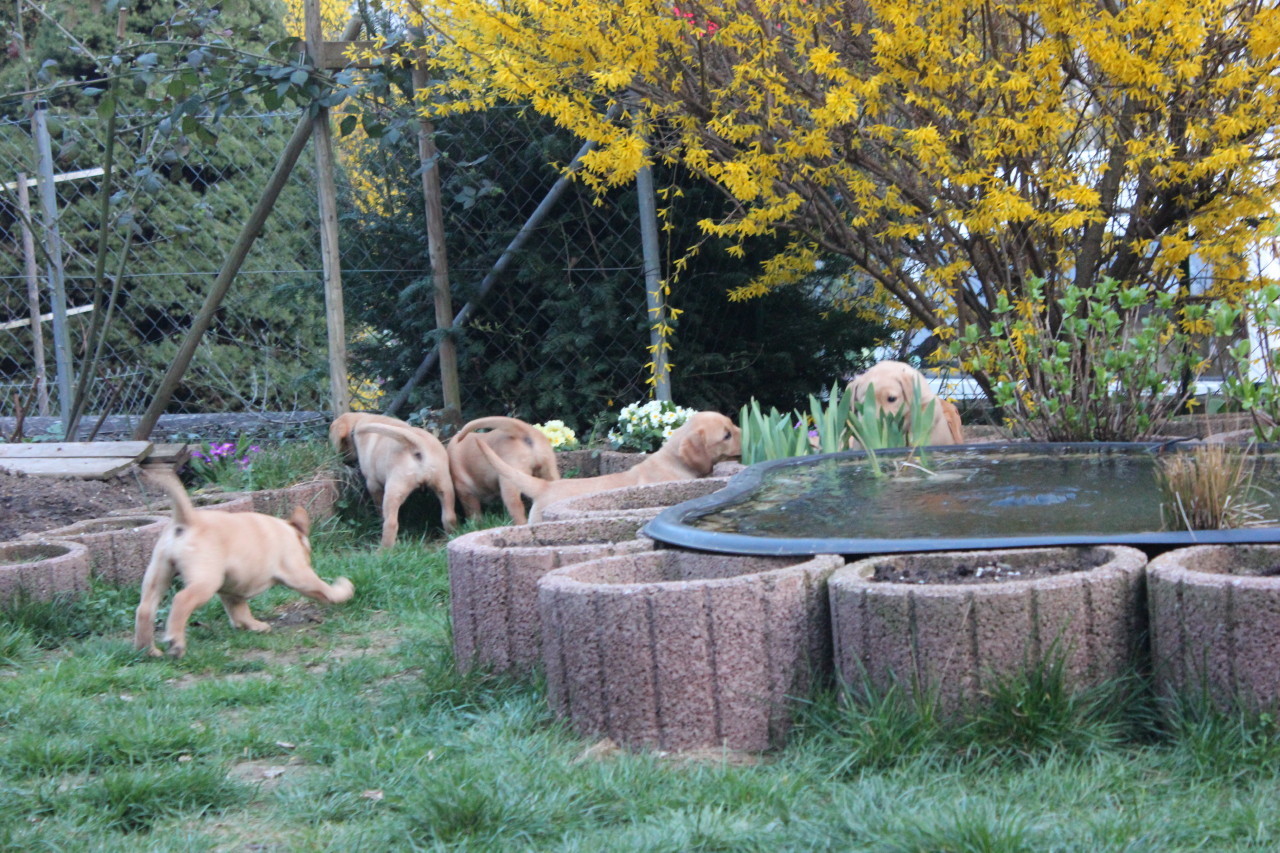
left=641, top=441, right=1280, bottom=557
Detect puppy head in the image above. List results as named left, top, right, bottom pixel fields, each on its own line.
left=848, top=361, right=928, bottom=417
left=674, top=412, right=743, bottom=475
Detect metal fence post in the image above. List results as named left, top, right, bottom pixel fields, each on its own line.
left=635, top=132, right=671, bottom=402
left=15, top=172, right=50, bottom=416
left=32, top=102, right=74, bottom=428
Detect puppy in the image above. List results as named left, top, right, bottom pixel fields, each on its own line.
left=847, top=360, right=964, bottom=446
left=329, top=412, right=411, bottom=462
left=133, top=466, right=353, bottom=660
left=478, top=411, right=742, bottom=524
left=335, top=414, right=457, bottom=547
left=447, top=416, right=560, bottom=525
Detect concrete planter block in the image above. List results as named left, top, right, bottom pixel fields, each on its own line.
left=555, top=450, right=600, bottom=478
left=538, top=550, right=845, bottom=752
left=597, top=451, right=648, bottom=475
left=830, top=546, right=1148, bottom=715
left=1148, top=545, right=1280, bottom=710
left=29, top=515, right=170, bottom=586
left=541, top=478, right=730, bottom=523
left=0, top=539, right=91, bottom=603
left=107, top=490, right=255, bottom=517
left=248, top=478, right=339, bottom=522
left=447, top=517, right=653, bottom=673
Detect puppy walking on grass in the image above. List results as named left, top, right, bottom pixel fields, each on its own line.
left=133, top=466, right=354, bottom=659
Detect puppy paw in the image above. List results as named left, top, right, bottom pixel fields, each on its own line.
left=244, top=620, right=272, bottom=634
left=331, top=577, right=355, bottom=603
left=143, top=645, right=163, bottom=659
left=166, top=643, right=186, bottom=660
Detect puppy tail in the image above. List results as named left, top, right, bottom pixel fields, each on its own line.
left=140, top=464, right=197, bottom=527
left=451, top=416, right=523, bottom=445
left=476, top=440, right=549, bottom=501
left=354, top=421, right=431, bottom=450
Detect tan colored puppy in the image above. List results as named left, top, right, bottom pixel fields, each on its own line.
left=345, top=419, right=458, bottom=547
left=847, top=360, right=964, bottom=446
left=329, top=412, right=410, bottom=462
left=133, top=466, right=353, bottom=660
left=479, top=411, right=742, bottom=524
left=447, top=416, right=560, bottom=525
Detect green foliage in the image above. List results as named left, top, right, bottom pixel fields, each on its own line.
left=1208, top=283, right=1280, bottom=442
left=738, top=399, right=812, bottom=466
left=342, top=107, right=888, bottom=427
left=949, top=277, right=1209, bottom=441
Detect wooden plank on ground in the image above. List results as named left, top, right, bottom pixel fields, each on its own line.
left=147, top=443, right=192, bottom=468
left=0, top=457, right=141, bottom=479
left=0, top=441, right=152, bottom=460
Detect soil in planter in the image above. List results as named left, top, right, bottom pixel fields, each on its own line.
left=870, top=548, right=1110, bottom=585
left=0, top=469, right=163, bottom=541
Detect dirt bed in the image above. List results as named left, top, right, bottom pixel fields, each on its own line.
left=869, top=549, right=1109, bottom=585
left=0, top=468, right=165, bottom=542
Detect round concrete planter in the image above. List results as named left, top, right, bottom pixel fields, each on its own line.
left=0, top=539, right=91, bottom=603
left=1148, top=545, right=1280, bottom=710
left=447, top=517, right=653, bottom=673
left=540, top=477, right=729, bottom=523
left=830, top=545, right=1148, bottom=714
left=107, top=490, right=255, bottom=517
left=538, top=550, right=845, bottom=752
left=248, top=478, right=339, bottom=522
left=29, top=515, right=170, bottom=586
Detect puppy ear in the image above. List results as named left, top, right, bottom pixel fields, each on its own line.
left=287, top=506, right=311, bottom=537
left=678, top=428, right=715, bottom=475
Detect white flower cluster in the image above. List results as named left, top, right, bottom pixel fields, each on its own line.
left=534, top=419, right=579, bottom=450
left=607, top=400, right=698, bottom=449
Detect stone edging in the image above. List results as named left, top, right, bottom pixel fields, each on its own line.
left=27, top=515, right=171, bottom=586
left=540, top=477, right=730, bottom=523
left=1148, top=544, right=1280, bottom=710
left=830, top=545, right=1148, bottom=714
left=447, top=517, right=653, bottom=673
left=538, top=551, right=844, bottom=752
left=0, top=539, right=91, bottom=603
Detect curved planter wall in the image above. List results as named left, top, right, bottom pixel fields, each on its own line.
left=107, top=490, right=255, bottom=517
left=830, top=545, right=1148, bottom=714
left=1148, top=545, right=1280, bottom=710
left=541, top=477, right=729, bottom=523
left=538, top=550, right=844, bottom=752
left=447, top=518, right=653, bottom=673
left=30, top=515, right=170, bottom=586
left=0, top=539, right=91, bottom=603
left=248, top=478, right=339, bottom=522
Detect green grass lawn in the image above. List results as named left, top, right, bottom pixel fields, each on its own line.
left=4, top=509, right=1280, bottom=851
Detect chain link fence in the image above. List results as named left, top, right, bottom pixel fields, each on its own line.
left=0, top=102, right=674, bottom=439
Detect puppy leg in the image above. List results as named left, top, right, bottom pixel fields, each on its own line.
left=378, top=480, right=413, bottom=548
left=456, top=485, right=483, bottom=522
left=221, top=596, right=272, bottom=633
left=498, top=478, right=529, bottom=525
left=277, top=559, right=355, bottom=605
left=436, top=476, right=457, bottom=532
left=161, top=575, right=220, bottom=659
left=134, top=549, right=176, bottom=657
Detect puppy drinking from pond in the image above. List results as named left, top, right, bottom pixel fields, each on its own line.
left=478, top=411, right=742, bottom=524
left=847, top=360, right=964, bottom=446
left=133, top=466, right=354, bottom=659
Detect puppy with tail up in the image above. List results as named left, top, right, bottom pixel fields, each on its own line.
left=133, top=466, right=354, bottom=659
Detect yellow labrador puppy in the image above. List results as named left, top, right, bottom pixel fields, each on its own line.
left=447, top=416, right=560, bottom=525
left=332, top=413, right=457, bottom=547
left=134, top=466, right=353, bottom=659
left=847, top=360, right=964, bottom=446
left=478, top=411, right=742, bottom=524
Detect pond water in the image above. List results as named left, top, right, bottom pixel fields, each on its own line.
left=643, top=443, right=1280, bottom=556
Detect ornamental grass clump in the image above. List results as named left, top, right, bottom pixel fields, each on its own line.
left=607, top=400, right=698, bottom=452
left=1157, top=444, right=1275, bottom=531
